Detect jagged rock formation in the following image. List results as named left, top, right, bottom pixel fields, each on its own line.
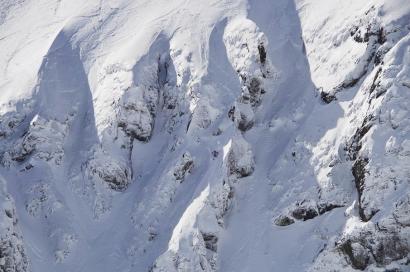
left=0, top=0, right=410, bottom=272
left=0, top=176, right=29, bottom=272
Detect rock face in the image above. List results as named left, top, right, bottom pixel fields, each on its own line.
left=295, top=1, right=410, bottom=271
left=224, top=17, right=275, bottom=133
left=1, top=0, right=410, bottom=272
left=118, top=97, right=153, bottom=142
left=8, top=115, right=67, bottom=165
left=0, top=177, right=29, bottom=272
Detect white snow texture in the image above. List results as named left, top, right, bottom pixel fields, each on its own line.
left=0, top=0, right=410, bottom=271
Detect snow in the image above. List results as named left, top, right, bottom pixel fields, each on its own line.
left=1, top=0, right=410, bottom=271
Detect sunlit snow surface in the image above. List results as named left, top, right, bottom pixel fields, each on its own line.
left=1, top=0, right=410, bottom=271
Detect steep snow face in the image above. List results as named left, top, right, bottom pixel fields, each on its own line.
left=293, top=0, right=410, bottom=271
left=1, top=0, right=410, bottom=272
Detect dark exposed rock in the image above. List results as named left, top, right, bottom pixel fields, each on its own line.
left=258, top=43, right=267, bottom=64
left=351, top=158, right=367, bottom=193
left=377, top=27, right=386, bottom=45
left=339, top=75, right=363, bottom=90
left=291, top=206, right=318, bottom=221
left=350, top=22, right=386, bottom=45
left=243, top=77, right=263, bottom=107
left=118, top=101, right=153, bottom=142
left=185, top=117, right=192, bottom=132
left=275, top=201, right=344, bottom=226
left=320, top=91, right=336, bottom=104
left=347, top=115, right=373, bottom=161
left=226, top=137, right=255, bottom=178
left=274, top=215, right=295, bottom=226
left=5, top=209, right=13, bottom=219
left=369, top=68, right=383, bottom=94
left=201, top=232, right=218, bottom=252
left=339, top=239, right=370, bottom=270
left=0, top=239, right=29, bottom=272
left=372, top=234, right=408, bottom=265
left=237, top=115, right=254, bottom=132
left=229, top=164, right=253, bottom=178
left=173, top=152, right=194, bottom=182
left=228, top=104, right=254, bottom=132
left=338, top=230, right=410, bottom=270
left=86, top=153, right=132, bottom=191
left=236, top=73, right=264, bottom=108
left=351, top=157, right=375, bottom=221
left=11, top=151, right=31, bottom=163
left=345, top=114, right=376, bottom=222
left=101, top=171, right=130, bottom=191
left=228, top=107, right=235, bottom=120
left=373, top=46, right=390, bottom=66
left=227, top=153, right=253, bottom=178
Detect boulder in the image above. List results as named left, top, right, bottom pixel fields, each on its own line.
left=86, top=149, right=132, bottom=191
left=225, top=136, right=255, bottom=178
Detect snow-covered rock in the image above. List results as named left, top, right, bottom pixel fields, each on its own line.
left=228, top=102, right=254, bottom=132
left=224, top=136, right=255, bottom=178
left=0, top=176, right=29, bottom=272
left=1, top=0, right=410, bottom=271
left=173, top=152, right=194, bottom=183
left=118, top=89, right=154, bottom=142
left=85, top=148, right=132, bottom=192
left=7, top=115, right=67, bottom=165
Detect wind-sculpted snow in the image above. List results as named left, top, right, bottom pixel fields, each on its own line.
left=1, top=0, right=410, bottom=271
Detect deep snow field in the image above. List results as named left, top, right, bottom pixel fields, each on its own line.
left=1, top=0, right=410, bottom=271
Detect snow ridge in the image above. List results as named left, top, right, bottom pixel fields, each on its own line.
left=0, top=0, right=410, bottom=271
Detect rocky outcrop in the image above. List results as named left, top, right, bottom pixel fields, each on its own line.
left=228, top=102, right=254, bottom=132
left=273, top=214, right=295, bottom=227
left=329, top=201, right=410, bottom=271
left=300, top=3, right=410, bottom=271
left=118, top=95, right=154, bottom=142
left=320, top=5, right=410, bottom=104
left=223, top=17, right=274, bottom=132
left=0, top=177, right=29, bottom=272
left=274, top=200, right=343, bottom=226
left=0, top=105, right=30, bottom=141
left=6, top=115, right=67, bottom=165
left=173, top=152, right=194, bottom=183
left=151, top=180, right=235, bottom=272
left=3, top=1, right=410, bottom=271
left=225, top=136, right=255, bottom=178
left=85, top=148, right=132, bottom=192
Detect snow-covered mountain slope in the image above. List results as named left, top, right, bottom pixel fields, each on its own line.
left=0, top=0, right=410, bottom=271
